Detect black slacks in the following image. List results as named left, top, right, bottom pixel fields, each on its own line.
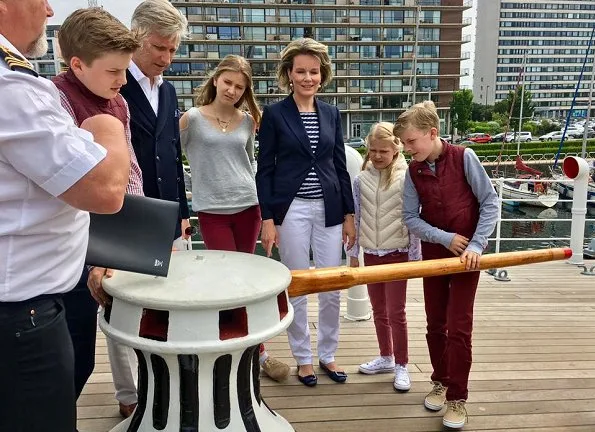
left=0, top=295, right=76, bottom=432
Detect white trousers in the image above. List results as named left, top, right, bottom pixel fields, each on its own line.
left=106, top=236, right=186, bottom=406
left=106, top=337, right=138, bottom=405
left=276, top=198, right=343, bottom=365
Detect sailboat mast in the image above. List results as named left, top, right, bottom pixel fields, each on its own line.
left=553, top=24, right=595, bottom=169
left=582, top=48, right=595, bottom=158
left=516, top=52, right=527, bottom=156
left=411, top=0, right=420, bottom=104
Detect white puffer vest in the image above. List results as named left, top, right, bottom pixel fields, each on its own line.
left=358, top=153, right=409, bottom=250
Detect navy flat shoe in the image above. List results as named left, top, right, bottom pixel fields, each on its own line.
left=297, top=373, right=318, bottom=387
left=319, top=362, right=348, bottom=383
left=297, top=365, right=318, bottom=387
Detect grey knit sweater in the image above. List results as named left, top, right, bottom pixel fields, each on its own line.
left=181, top=107, right=258, bottom=214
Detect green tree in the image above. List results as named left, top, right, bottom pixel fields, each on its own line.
left=492, top=86, right=535, bottom=130
left=493, top=99, right=509, bottom=115
left=450, top=89, right=474, bottom=135
left=534, top=119, right=559, bottom=136
left=471, top=102, right=494, bottom=122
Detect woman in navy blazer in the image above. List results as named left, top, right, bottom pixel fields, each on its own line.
left=256, top=38, right=355, bottom=387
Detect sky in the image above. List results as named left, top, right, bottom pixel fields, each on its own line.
left=48, top=0, right=142, bottom=26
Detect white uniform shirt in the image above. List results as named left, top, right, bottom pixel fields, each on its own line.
left=128, top=61, right=163, bottom=115
left=0, top=34, right=107, bottom=302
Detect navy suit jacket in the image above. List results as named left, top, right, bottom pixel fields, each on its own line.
left=256, top=96, right=354, bottom=227
left=120, top=70, right=189, bottom=239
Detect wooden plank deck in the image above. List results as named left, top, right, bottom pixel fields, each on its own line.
left=77, top=260, right=595, bottom=431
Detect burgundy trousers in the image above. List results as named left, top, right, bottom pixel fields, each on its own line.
left=197, top=205, right=261, bottom=253
left=364, top=252, right=409, bottom=365
left=423, top=269, right=480, bottom=401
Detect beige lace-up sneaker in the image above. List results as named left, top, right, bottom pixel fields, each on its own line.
left=443, top=400, right=468, bottom=429
left=261, top=356, right=290, bottom=382
left=424, top=381, right=448, bottom=411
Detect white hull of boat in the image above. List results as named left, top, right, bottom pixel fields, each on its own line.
left=551, top=180, right=595, bottom=206
left=496, top=183, right=559, bottom=208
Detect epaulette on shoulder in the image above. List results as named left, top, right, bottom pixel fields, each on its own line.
left=0, top=44, right=38, bottom=77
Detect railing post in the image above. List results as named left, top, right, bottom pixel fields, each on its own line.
left=344, top=145, right=371, bottom=321
left=486, top=178, right=510, bottom=281
left=562, top=156, right=590, bottom=265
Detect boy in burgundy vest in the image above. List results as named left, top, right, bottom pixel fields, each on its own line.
left=52, top=7, right=142, bottom=420
left=395, top=101, right=499, bottom=430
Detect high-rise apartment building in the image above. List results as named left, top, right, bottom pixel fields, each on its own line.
left=30, top=25, right=62, bottom=79
left=168, top=0, right=471, bottom=137
left=474, top=0, right=595, bottom=119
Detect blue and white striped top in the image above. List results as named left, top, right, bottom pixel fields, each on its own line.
left=296, top=112, right=323, bottom=199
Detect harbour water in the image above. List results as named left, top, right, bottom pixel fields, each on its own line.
left=487, top=202, right=595, bottom=254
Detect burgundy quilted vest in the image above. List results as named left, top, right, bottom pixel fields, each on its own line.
left=52, top=68, right=127, bottom=127
left=409, top=142, right=480, bottom=259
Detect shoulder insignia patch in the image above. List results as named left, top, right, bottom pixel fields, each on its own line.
left=0, top=44, right=38, bottom=77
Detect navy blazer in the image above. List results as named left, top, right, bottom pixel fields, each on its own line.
left=256, top=96, right=354, bottom=227
left=120, top=70, right=189, bottom=239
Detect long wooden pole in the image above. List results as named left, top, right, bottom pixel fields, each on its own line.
left=287, top=248, right=572, bottom=298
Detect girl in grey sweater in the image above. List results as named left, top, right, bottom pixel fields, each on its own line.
left=179, top=55, right=289, bottom=382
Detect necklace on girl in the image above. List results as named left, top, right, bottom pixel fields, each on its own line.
left=216, top=116, right=232, bottom=132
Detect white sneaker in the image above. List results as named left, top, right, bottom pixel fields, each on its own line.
left=393, top=364, right=411, bottom=392
left=358, top=356, right=395, bottom=375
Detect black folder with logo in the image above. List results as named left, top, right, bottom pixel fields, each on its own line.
left=86, top=194, right=180, bottom=277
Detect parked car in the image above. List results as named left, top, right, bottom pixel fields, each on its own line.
left=565, top=128, right=584, bottom=139
left=467, top=133, right=492, bottom=144
left=346, top=137, right=365, bottom=149
left=441, top=134, right=452, bottom=143
left=505, top=131, right=533, bottom=142
left=491, top=132, right=515, bottom=142
left=539, top=131, right=559, bottom=141
left=540, top=131, right=565, bottom=141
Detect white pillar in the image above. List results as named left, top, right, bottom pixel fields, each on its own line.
left=343, top=145, right=371, bottom=321
left=562, top=156, right=590, bottom=265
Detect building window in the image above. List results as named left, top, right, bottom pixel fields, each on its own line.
left=219, top=45, right=241, bottom=57
left=244, top=27, right=265, bottom=40
left=316, top=28, right=335, bottom=41
left=360, top=10, right=381, bottom=24
left=384, top=45, right=403, bottom=58
left=290, top=9, right=312, bottom=23
left=382, top=79, right=403, bottom=92
left=383, top=62, right=403, bottom=75
left=420, top=10, right=441, bottom=24
left=245, top=45, right=266, bottom=59
left=218, top=27, right=241, bottom=40
left=360, top=62, right=379, bottom=75
left=315, top=9, right=335, bottom=23
left=384, top=10, right=404, bottom=23
left=244, top=9, right=265, bottom=23
left=218, top=8, right=239, bottom=22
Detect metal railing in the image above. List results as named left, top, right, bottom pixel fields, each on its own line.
left=490, top=177, right=594, bottom=255
left=478, top=152, right=595, bottom=164
left=184, top=176, right=593, bottom=255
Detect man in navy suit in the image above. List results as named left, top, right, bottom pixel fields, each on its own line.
left=111, top=0, right=190, bottom=418
left=121, top=0, right=190, bottom=245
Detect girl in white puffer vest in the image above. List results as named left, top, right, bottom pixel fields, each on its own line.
left=348, top=122, right=421, bottom=392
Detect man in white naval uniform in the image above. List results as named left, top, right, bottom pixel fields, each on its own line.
left=0, top=0, right=131, bottom=430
